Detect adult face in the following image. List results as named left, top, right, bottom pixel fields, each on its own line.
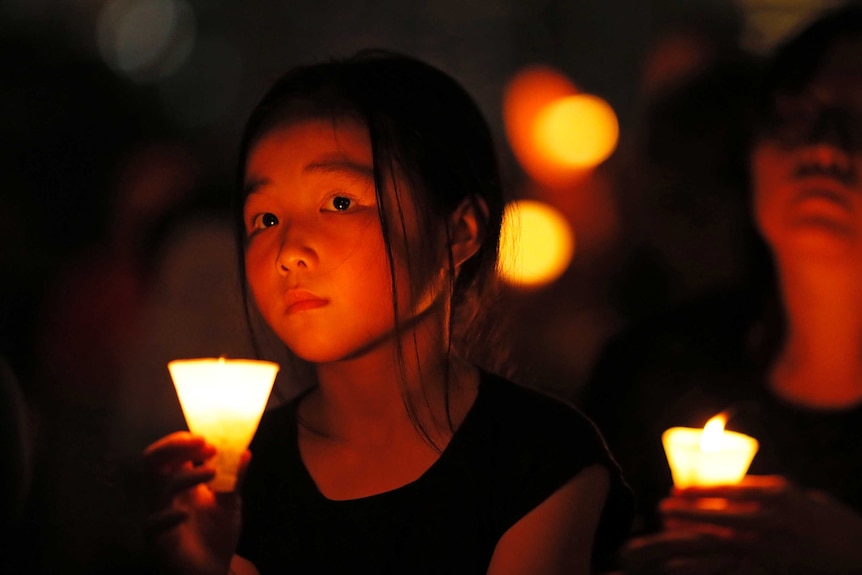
left=752, top=37, right=862, bottom=263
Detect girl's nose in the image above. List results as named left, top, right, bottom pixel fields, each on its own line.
left=276, top=233, right=317, bottom=275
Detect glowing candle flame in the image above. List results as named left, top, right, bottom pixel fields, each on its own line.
left=700, top=413, right=727, bottom=453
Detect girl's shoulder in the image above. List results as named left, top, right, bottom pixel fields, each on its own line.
left=478, top=371, right=599, bottom=430
left=470, top=370, right=612, bottom=465
left=465, top=371, right=633, bottom=559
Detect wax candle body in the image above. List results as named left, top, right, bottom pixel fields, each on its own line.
left=662, top=426, right=758, bottom=489
left=169, top=358, right=279, bottom=491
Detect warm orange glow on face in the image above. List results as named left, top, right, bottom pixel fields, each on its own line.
left=497, top=200, right=575, bottom=287
left=532, top=94, right=619, bottom=169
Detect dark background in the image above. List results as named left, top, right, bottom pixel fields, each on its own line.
left=0, top=1, right=847, bottom=573
left=4, top=0, right=840, bottom=393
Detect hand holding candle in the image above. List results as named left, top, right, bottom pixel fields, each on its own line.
left=662, top=413, right=759, bottom=489
left=168, top=357, right=279, bottom=492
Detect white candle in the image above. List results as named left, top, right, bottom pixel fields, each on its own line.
left=168, top=357, right=279, bottom=491
left=662, top=414, right=759, bottom=489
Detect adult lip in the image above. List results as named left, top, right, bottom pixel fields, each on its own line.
left=795, top=174, right=853, bottom=198
left=793, top=185, right=854, bottom=215
left=793, top=160, right=856, bottom=188
left=284, top=290, right=328, bottom=314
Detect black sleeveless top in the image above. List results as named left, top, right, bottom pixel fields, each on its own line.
left=236, top=371, right=632, bottom=574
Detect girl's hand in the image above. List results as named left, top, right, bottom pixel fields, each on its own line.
left=142, top=431, right=249, bottom=575
left=620, top=475, right=862, bottom=574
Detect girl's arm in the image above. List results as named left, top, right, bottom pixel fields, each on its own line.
left=487, top=464, right=610, bottom=575
left=230, top=555, right=260, bottom=575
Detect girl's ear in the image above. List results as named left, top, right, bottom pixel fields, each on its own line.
left=448, top=196, right=488, bottom=268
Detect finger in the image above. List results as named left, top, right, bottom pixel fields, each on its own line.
left=658, top=555, right=749, bottom=575
left=662, top=510, right=774, bottom=536
left=144, top=464, right=216, bottom=510
left=143, top=433, right=215, bottom=472
left=165, top=465, right=217, bottom=497
left=144, top=431, right=201, bottom=456
left=622, top=531, right=733, bottom=568
left=672, top=476, right=790, bottom=501
left=661, top=495, right=761, bottom=513
left=213, top=490, right=243, bottom=514
left=144, top=507, right=189, bottom=542
left=659, top=497, right=774, bottom=525
left=663, top=516, right=738, bottom=539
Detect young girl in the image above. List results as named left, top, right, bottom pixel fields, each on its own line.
left=143, top=51, right=631, bottom=575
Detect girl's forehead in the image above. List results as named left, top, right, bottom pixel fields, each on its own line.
left=244, top=115, right=421, bottom=213
left=244, top=117, right=376, bottom=187
left=251, top=116, right=372, bottom=157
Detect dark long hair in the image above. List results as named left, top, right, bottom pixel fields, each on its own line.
left=757, top=4, right=862, bottom=112
left=234, top=50, right=506, bottom=448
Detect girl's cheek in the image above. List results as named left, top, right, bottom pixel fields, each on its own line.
left=245, top=248, right=272, bottom=291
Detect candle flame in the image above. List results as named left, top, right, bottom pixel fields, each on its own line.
left=700, top=413, right=727, bottom=452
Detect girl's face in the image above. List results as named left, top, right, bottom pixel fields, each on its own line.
left=752, top=37, right=862, bottom=262
left=243, top=117, right=447, bottom=363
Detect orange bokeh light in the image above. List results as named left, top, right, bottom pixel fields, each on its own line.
left=503, top=66, right=579, bottom=185
left=532, top=94, right=619, bottom=169
left=497, top=199, right=575, bottom=288
left=503, top=65, right=619, bottom=186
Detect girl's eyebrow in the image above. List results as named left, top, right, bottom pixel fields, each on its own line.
left=244, top=178, right=268, bottom=197
left=243, top=157, right=374, bottom=197
left=304, top=158, right=374, bottom=180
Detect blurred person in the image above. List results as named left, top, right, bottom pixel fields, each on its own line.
left=612, top=6, right=761, bottom=323
left=0, top=30, right=156, bottom=386
left=2, top=29, right=208, bottom=572
left=498, top=7, right=756, bottom=406
left=35, top=141, right=200, bottom=399
left=584, top=4, right=862, bottom=573
left=28, top=138, right=203, bottom=573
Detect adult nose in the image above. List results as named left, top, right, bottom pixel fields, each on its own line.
left=808, top=107, right=856, bottom=151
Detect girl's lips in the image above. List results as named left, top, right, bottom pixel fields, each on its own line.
left=284, top=290, right=328, bottom=314
left=286, top=299, right=327, bottom=314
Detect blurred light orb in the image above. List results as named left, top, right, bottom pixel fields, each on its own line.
left=498, top=200, right=575, bottom=287
left=533, top=94, right=619, bottom=168
left=503, top=65, right=579, bottom=184
left=97, top=0, right=196, bottom=83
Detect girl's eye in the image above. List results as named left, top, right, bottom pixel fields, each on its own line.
left=254, top=212, right=279, bottom=229
left=331, top=196, right=352, bottom=211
